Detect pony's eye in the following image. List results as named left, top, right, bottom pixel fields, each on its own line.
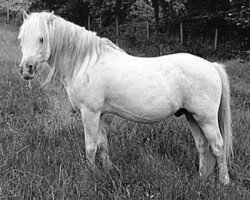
left=39, top=37, right=44, bottom=44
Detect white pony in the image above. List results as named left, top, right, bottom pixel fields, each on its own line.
left=18, top=11, right=233, bottom=184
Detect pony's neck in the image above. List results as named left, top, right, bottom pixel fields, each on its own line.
left=48, top=17, right=105, bottom=83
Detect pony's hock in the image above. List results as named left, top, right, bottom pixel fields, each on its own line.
left=18, top=11, right=233, bottom=185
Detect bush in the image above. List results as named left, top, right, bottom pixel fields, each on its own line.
left=29, top=0, right=90, bottom=26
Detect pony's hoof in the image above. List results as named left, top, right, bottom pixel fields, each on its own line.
left=103, top=159, right=113, bottom=171
left=199, top=167, right=209, bottom=178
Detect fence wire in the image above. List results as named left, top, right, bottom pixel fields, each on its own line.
left=89, top=18, right=249, bottom=60
left=2, top=7, right=249, bottom=60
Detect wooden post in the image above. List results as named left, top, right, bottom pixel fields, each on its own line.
left=214, top=28, right=218, bottom=50
left=23, top=0, right=28, bottom=11
left=146, top=21, right=149, bottom=40
left=116, top=16, right=119, bottom=45
left=180, top=21, right=183, bottom=45
left=99, top=13, right=102, bottom=28
left=6, top=7, right=10, bottom=23
left=88, top=15, right=91, bottom=30
left=159, top=44, right=163, bottom=56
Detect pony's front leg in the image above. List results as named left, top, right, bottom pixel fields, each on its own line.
left=81, top=107, right=101, bottom=168
left=81, top=108, right=112, bottom=169
left=98, top=114, right=113, bottom=169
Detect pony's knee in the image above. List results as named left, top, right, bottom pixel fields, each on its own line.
left=210, top=142, right=224, bottom=157
left=196, top=139, right=205, bottom=154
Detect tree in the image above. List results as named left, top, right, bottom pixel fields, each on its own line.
left=130, top=0, right=154, bottom=21
left=186, top=0, right=230, bottom=16
left=151, top=0, right=159, bottom=28
left=226, top=2, right=250, bottom=29
left=90, top=0, right=136, bottom=27
left=29, top=0, right=90, bottom=26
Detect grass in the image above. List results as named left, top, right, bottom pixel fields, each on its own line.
left=0, top=22, right=250, bottom=199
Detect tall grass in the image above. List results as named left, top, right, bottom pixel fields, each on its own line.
left=0, top=23, right=250, bottom=199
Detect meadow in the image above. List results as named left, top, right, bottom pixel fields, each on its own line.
left=0, top=22, right=250, bottom=199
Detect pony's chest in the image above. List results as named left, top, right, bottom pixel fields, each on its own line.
left=65, top=75, right=90, bottom=108
left=66, top=88, right=83, bottom=108
left=65, top=75, right=104, bottom=110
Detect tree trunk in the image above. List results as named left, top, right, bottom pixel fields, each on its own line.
left=160, top=0, right=171, bottom=35
left=116, top=0, right=122, bottom=23
left=160, top=0, right=169, bottom=24
left=152, top=0, right=160, bottom=55
left=152, top=0, right=159, bottom=31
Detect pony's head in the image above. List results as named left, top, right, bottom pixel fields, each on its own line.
left=18, top=11, right=54, bottom=80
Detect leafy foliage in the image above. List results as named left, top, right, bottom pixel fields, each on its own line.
left=89, top=0, right=136, bottom=26
left=129, top=0, right=154, bottom=21
left=29, top=0, right=90, bottom=26
left=226, top=6, right=250, bottom=29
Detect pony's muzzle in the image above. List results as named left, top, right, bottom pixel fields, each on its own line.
left=19, top=62, right=36, bottom=80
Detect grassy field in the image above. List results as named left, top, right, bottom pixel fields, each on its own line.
left=0, top=23, right=250, bottom=200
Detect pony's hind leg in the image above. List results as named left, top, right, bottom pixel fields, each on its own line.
left=196, top=117, right=230, bottom=184
left=185, top=113, right=216, bottom=178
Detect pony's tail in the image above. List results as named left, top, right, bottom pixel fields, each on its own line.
left=213, top=62, right=233, bottom=165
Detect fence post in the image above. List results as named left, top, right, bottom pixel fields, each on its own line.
left=88, top=14, right=91, bottom=30
left=99, top=14, right=102, bottom=28
left=159, top=44, right=163, bottom=56
left=6, top=7, right=10, bottom=23
left=24, top=0, right=28, bottom=11
left=180, top=21, right=183, bottom=45
left=146, top=21, right=149, bottom=40
left=214, top=28, right=218, bottom=50
left=116, top=16, right=119, bottom=45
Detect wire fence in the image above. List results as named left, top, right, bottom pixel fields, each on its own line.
left=88, top=16, right=249, bottom=59
left=0, top=3, right=25, bottom=24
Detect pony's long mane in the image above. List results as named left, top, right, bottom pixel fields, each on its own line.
left=19, top=12, right=125, bottom=85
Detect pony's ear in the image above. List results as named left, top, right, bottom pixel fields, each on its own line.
left=47, top=11, right=55, bottom=24
left=23, top=10, right=29, bottom=21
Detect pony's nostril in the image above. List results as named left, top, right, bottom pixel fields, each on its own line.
left=28, top=65, right=33, bottom=73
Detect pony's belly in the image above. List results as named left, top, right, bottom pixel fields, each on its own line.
left=102, top=74, right=183, bottom=122
left=104, top=108, right=174, bottom=123
left=103, top=99, right=178, bottom=123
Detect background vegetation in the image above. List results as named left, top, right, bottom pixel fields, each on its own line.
left=1, top=0, right=250, bottom=59
left=0, top=0, right=250, bottom=199
left=27, top=0, right=250, bottom=60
